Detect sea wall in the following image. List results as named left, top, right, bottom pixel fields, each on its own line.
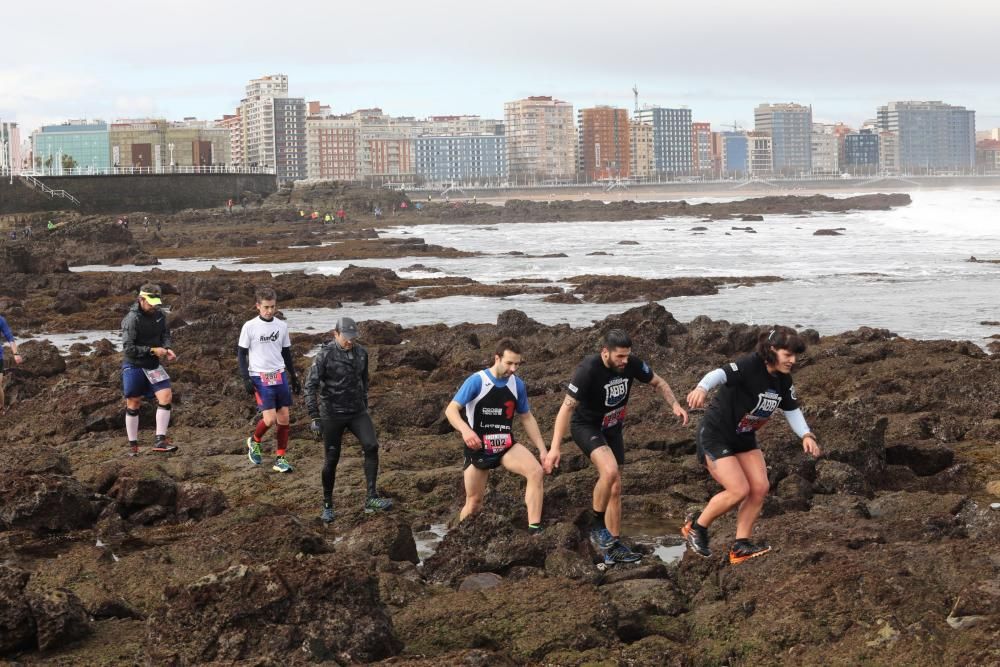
left=0, top=173, right=278, bottom=215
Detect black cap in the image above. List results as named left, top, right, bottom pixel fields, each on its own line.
left=334, top=316, right=359, bottom=340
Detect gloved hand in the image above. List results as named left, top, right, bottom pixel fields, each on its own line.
left=310, top=419, right=323, bottom=440
left=243, top=378, right=256, bottom=396
left=291, top=377, right=302, bottom=395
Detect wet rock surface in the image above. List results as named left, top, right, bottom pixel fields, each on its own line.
left=0, top=190, right=997, bottom=666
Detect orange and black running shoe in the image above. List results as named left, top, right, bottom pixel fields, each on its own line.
left=728, top=539, right=772, bottom=565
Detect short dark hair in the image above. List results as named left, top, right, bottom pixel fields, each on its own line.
left=255, top=287, right=277, bottom=303
left=757, top=326, right=807, bottom=364
left=494, top=338, right=522, bottom=359
left=602, top=329, right=632, bottom=351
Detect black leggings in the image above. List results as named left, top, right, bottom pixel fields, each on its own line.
left=321, top=412, right=379, bottom=503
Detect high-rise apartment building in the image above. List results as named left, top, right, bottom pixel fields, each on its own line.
left=240, top=74, right=287, bottom=170
left=273, top=97, right=307, bottom=181
left=578, top=106, right=631, bottom=180
left=504, top=96, right=576, bottom=182
left=691, top=122, right=713, bottom=175
left=719, top=132, right=749, bottom=177
left=306, top=115, right=361, bottom=180
left=754, top=103, right=812, bottom=175
left=844, top=129, right=880, bottom=174
left=876, top=100, right=975, bottom=172
left=630, top=122, right=654, bottom=180
left=1, top=121, right=22, bottom=174
left=747, top=131, right=773, bottom=176
left=879, top=132, right=899, bottom=174
left=810, top=124, right=840, bottom=175
left=414, top=134, right=507, bottom=184
left=634, top=106, right=693, bottom=176
left=217, top=113, right=243, bottom=167
left=976, top=140, right=1000, bottom=171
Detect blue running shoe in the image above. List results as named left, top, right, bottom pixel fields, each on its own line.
left=272, top=456, right=293, bottom=473
left=364, top=496, right=393, bottom=513
left=246, top=437, right=262, bottom=465
left=605, top=541, right=643, bottom=564
left=320, top=505, right=335, bottom=523
left=589, top=527, right=615, bottom=551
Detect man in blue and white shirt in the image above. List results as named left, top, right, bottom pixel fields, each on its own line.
left=0, top=313, right=22, bottom=414
left=444, top=338, right=549, bottom=534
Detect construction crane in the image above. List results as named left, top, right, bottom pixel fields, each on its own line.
left=632, top=84, right=639, bottom=114
left=721, top=121, right=744, bottom=132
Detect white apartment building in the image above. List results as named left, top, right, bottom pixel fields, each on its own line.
left=811, top=124, right=840, bottom=175
left=630, top=121, right=654, bottom=180
left=504, top=96, right=576, bottom=182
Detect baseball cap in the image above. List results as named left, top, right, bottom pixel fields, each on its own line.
left=139, top=283, right=163, bottom=306
left=334, top=316, right=359, bottom=340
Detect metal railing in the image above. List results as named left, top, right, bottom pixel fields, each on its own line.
left=18, top=174, right=80, bottom=206
left=21, top=164, right=276, bottom=177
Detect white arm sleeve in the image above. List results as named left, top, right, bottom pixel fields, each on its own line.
left=696, top=368, right=727, bottom=392
left=784, top=408, right=811, bottom=438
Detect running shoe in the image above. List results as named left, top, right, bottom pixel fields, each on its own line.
left=528, top=524, right=545, bottom=535
left=246, top=437, right=262, bottom=465
left=728, top=540, right=772, bottom=565
left=363, top=496, right=394, bottom=513
left=589, top=527, right=615, bottom=552
left=272, top=456, right=293, bottom=473
left=604, top=541, right=643, bottom=564
left=151, top=436, right=178, bottom=453
left=128, top=441, right=139, bottom=457
left=320, top=505, right=335, bottom=523
left=681, top=513, right=712, bottom=558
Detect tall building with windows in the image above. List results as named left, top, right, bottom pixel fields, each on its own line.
left=876, top=100, right=975, bottom=172
left=577, top=106, right=631, bottom=180
left=630, top=121, right=654, bottom=180
left=504, top=96, right=576, bottom=182
left=811, top=124, right=840, bottom=175
left=754, top=103, right=812, bottom=175
left=634, top=106, right=693, bottom=176
left=32, top=120, right=110, bottom=173
left=844, top=129, right=880, bottom=174
left=273, top=97, right=306, bottom=181
left=719, top=132, right=749, bottom=177
left=691, top=122, right=713, bottom=175
left=307, top=115, right=362, bottom=180
left=414, top=134, right=507, bottom=184
left=747, top=131, right=773, bottom=176
left=217, top=112, right=243, bottom=168
left=1, top=121, right=22, bottom=174
left=240, top=74, right=287, bottom=170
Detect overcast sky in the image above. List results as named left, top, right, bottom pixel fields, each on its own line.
left=3, top=0, right=998, bottom=135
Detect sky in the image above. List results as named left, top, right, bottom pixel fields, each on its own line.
left=3, top=0, right=999, bottom=136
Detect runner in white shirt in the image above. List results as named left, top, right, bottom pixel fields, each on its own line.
left=237, top=287, right=301, bottom=473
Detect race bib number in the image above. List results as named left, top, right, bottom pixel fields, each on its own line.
left=602, top=406, right=626, bottom=429
left=482, top=433, right=512, bottom=454
left=143, top=366, right=169, bottom=384
left=259, top=370, right=284, bottom=386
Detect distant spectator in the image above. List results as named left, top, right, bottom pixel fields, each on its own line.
left=336, top=208, right=346, bottom=223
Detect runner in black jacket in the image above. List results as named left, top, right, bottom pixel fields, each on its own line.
left=304, top=316, right=393, bottom=523
left=683, top=326, right=821, bottom=564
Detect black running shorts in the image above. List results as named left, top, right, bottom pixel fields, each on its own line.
left=463, top=445, right=510, bottom=470
left=696, top=422, right=759, bottom=465
left=571, top=421, right=625, bottom=465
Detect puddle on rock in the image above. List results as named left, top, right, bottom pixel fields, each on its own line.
left=414, top=523, right=449, bottom=564
left=620, top=519, right=686, bottom=565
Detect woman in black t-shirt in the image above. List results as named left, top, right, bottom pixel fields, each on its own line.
left=682, top=327, right=821, bottom=564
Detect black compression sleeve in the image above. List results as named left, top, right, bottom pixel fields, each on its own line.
left=237, top=346, right=250, bottom=380
left=281, top=346, right=297, bottom=383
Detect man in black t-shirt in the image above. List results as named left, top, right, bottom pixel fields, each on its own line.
left=683, top=326, right=821, bottom=564
left=547, top=329, right=688, bottom=565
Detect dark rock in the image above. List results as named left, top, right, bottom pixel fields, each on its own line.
left=617, top=240, right=640, bottom=245
left=338, top=515, right=419, bottom=564
left=885, top=441, right=955, bottom=476
left=0, top=565, right=35, bottom=654
left=378, top=346, right=439, bottom=371
left=145, top=556, right=402, bottom=664
left=458, top=572, right=504, bottom=591
left=813, top=460, right=871, bottom=497
left=0, top=474, right=97, bottom=532
left=28, top=588, right=92, bottom=651
left=814, top=228, right=844, bottom=236
left=543, top=292, right=583, bottom=304
left=359, top=320, right=403, bottom=345
left=741, top=214, right=764, bottom=221
left=544, top=548, right=598, bottom=581
left=496, top=309, right=541, bottom=336
left=15, top=340, right=66, bottom=377
left=175, top=482, right=229, bottom=521
left=107, top=465, right=178, bottom=516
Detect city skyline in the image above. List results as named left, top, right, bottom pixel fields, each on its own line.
left=2, top=0, right=999, bottom=134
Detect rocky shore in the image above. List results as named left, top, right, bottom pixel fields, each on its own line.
left=1, top=190, right=998, bottom=666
